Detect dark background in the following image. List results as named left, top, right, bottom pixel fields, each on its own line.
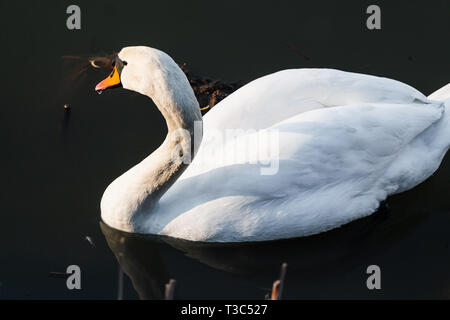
left=0, top=0, right=449, bottom=299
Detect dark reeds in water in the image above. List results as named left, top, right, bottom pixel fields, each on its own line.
left=61, top=53, right=118, bottom=80
left=179, top=63, right=243, bottom=113
left=266, top=263, right=288, bottom=300
left=164, top=279, right=177, bottom=300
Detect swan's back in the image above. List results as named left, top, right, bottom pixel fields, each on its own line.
left=203, top=69, right=428, bottom=133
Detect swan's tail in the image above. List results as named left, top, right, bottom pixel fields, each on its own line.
left=429, top=84, right=450, bottom=151
left=428, top=83, right=450, bottom=101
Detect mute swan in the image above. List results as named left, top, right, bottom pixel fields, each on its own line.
left=96, top=46, right=449, bottom=242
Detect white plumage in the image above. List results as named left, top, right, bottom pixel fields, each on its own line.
left=99, top=46, right=449, bottom=242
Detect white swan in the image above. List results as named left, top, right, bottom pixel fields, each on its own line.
left=96, top=46, right=450, bottom=242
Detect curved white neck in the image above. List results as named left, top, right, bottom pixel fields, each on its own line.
left=101, top=69, right=202, bottom=232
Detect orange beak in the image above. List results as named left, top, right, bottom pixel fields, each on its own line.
left=95, top=65, right=121, bottom=92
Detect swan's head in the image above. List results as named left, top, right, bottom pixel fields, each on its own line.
left=95, top=46, right=201, bottom=131
left=95, top=46, right=190, bottom=99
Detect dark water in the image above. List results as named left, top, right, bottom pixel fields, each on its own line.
left=1, top=0, right=449, bottom=299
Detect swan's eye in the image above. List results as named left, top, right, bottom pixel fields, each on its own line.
left=114, top=58, right=127, bottom=75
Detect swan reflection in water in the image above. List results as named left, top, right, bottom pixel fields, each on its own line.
left=100, top=184, right=450, bottom=300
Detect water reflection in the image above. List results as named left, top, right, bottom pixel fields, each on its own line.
left=100, top=198, right=438, bottom=299
left=101, top=223, right=170, bottom=299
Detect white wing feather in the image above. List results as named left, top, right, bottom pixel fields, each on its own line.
left=156, top=98, right=444, bottom=241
